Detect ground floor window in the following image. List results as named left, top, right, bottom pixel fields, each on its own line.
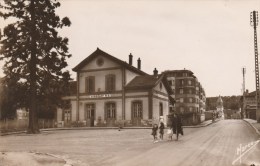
left=64, top=109, right=71, bottom=122
left=85, top=104, right=95, bottom=119
left=105, top=102, right=116, bottom=119
left=132, top=101, right=143, bottom=118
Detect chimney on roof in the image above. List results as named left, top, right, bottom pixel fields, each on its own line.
left=153, top=68, right=158, bottom=76
left=129, top=53, right=133, bottom=66
left=137, top=58, right=141, bottom=70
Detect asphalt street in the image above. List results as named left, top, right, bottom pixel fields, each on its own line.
left=113, top=120, right=260, bottom=166
left=0, top=120, right=259, bottom=166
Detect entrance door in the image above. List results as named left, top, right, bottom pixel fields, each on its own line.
left=132, top=101, right=143, bottom=126
left=64, top=109, right=71, bottom=127
left=86, top=104, right=95, bottom=127
left=105, top=102, right=116, bottom=126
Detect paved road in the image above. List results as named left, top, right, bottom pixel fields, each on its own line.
left=111, top=120, right=260, bottom=166
left=0, top=120, right=259, bottom=166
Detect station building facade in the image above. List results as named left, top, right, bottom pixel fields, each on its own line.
left=57, top=48, right=173, bottom=127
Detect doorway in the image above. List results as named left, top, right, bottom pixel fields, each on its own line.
left=85, top=104, right=95, bottom=127
left=132, top=101, right=143, bottom=126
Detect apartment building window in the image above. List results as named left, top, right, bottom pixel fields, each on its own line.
left=85, top=76, right=95, bottom=93
left=188, top=80, right=192, bottom=85
left=168, top=80, right=175, bottom=86
left=180, top=98, right=184, bottom=103
left=189, top=98, right=193, bottom=103
left=189, top=89, right=192, bottom=94
left=105, top=102, right=116, bottom=119
left=180, top=88, right=184, bottom=94
left=183, top=73, right=187, bottom=77
left=180, top=79, right=184, bottom=86
left=189, top=107, right=193, bottom=112
left=180, top=107, right=184, bottom=113
left=168, top=80, right=172, bottom=86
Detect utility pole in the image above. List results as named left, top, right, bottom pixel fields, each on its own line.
left=250, top=11, right=260, bottom=122
left=242, top=67, right=246, bottom=119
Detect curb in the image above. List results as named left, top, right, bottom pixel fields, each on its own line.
left=1, top=120, right=218, bottom=136
left=243, top=119, right=260, bottom=136
left=0, top=131, right=26, bottom=136
left=183, top=119, right=220, bottom=128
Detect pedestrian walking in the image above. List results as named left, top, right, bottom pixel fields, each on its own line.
left=151, top=123, right=158, bottom=143
left=159, top=122, right=165, bottom=140
left=172, top=113, right=183, bottom=141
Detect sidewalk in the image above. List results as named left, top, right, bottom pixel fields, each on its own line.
left=243, top=118, right=260, bottom=136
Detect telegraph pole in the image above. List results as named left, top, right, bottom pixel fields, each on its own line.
left=242, top=67, right=246, bottom=119
left=250, top=11, right=260, bottom=122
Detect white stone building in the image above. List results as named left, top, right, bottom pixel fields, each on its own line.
left=57, top=48, right=173, bottom=127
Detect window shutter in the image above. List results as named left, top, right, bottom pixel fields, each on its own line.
left=85, top=77, right=89, bottom=93
left=105, top=74, right=116, bottom=91
left=88, top=76, right=95, bottom=93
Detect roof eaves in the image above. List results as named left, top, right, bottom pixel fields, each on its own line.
left=72, top=48, right=148, bottom=76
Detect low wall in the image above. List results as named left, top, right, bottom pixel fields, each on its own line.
left=0, top=119, right=28, bottom=132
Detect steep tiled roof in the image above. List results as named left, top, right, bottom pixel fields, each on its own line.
left=125, top=74, right=173, bottom=95
left=162, top=69, right=196, bottom=78
left=72, top=48, right=147, bottom=75
left=162, top=69, right=194, bottom=75
left=125, top=75, right=158, bottom=90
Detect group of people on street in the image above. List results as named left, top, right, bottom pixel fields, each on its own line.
left=151, top=113, right=183, bottom=143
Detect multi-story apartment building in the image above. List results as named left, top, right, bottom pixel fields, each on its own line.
left=57, top=48, right=173, bottom=127
left=162, top=70, right=206, bottom=125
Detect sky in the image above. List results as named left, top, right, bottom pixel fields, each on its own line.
left=1, top=0, right=260, bottom=97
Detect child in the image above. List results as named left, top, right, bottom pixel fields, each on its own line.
left=167, top=127, right=173, bottom=141
left=151, top=124, right=158, bottom=143
left=159, top=122, right=165, bottom=140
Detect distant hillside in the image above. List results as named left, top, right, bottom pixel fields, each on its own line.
left=206, top=96, right=241, bottom=111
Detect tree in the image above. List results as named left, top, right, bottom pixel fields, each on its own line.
left=0, top=0, right=71, bottom=133
left=0, top=78, right=29, bottom=120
